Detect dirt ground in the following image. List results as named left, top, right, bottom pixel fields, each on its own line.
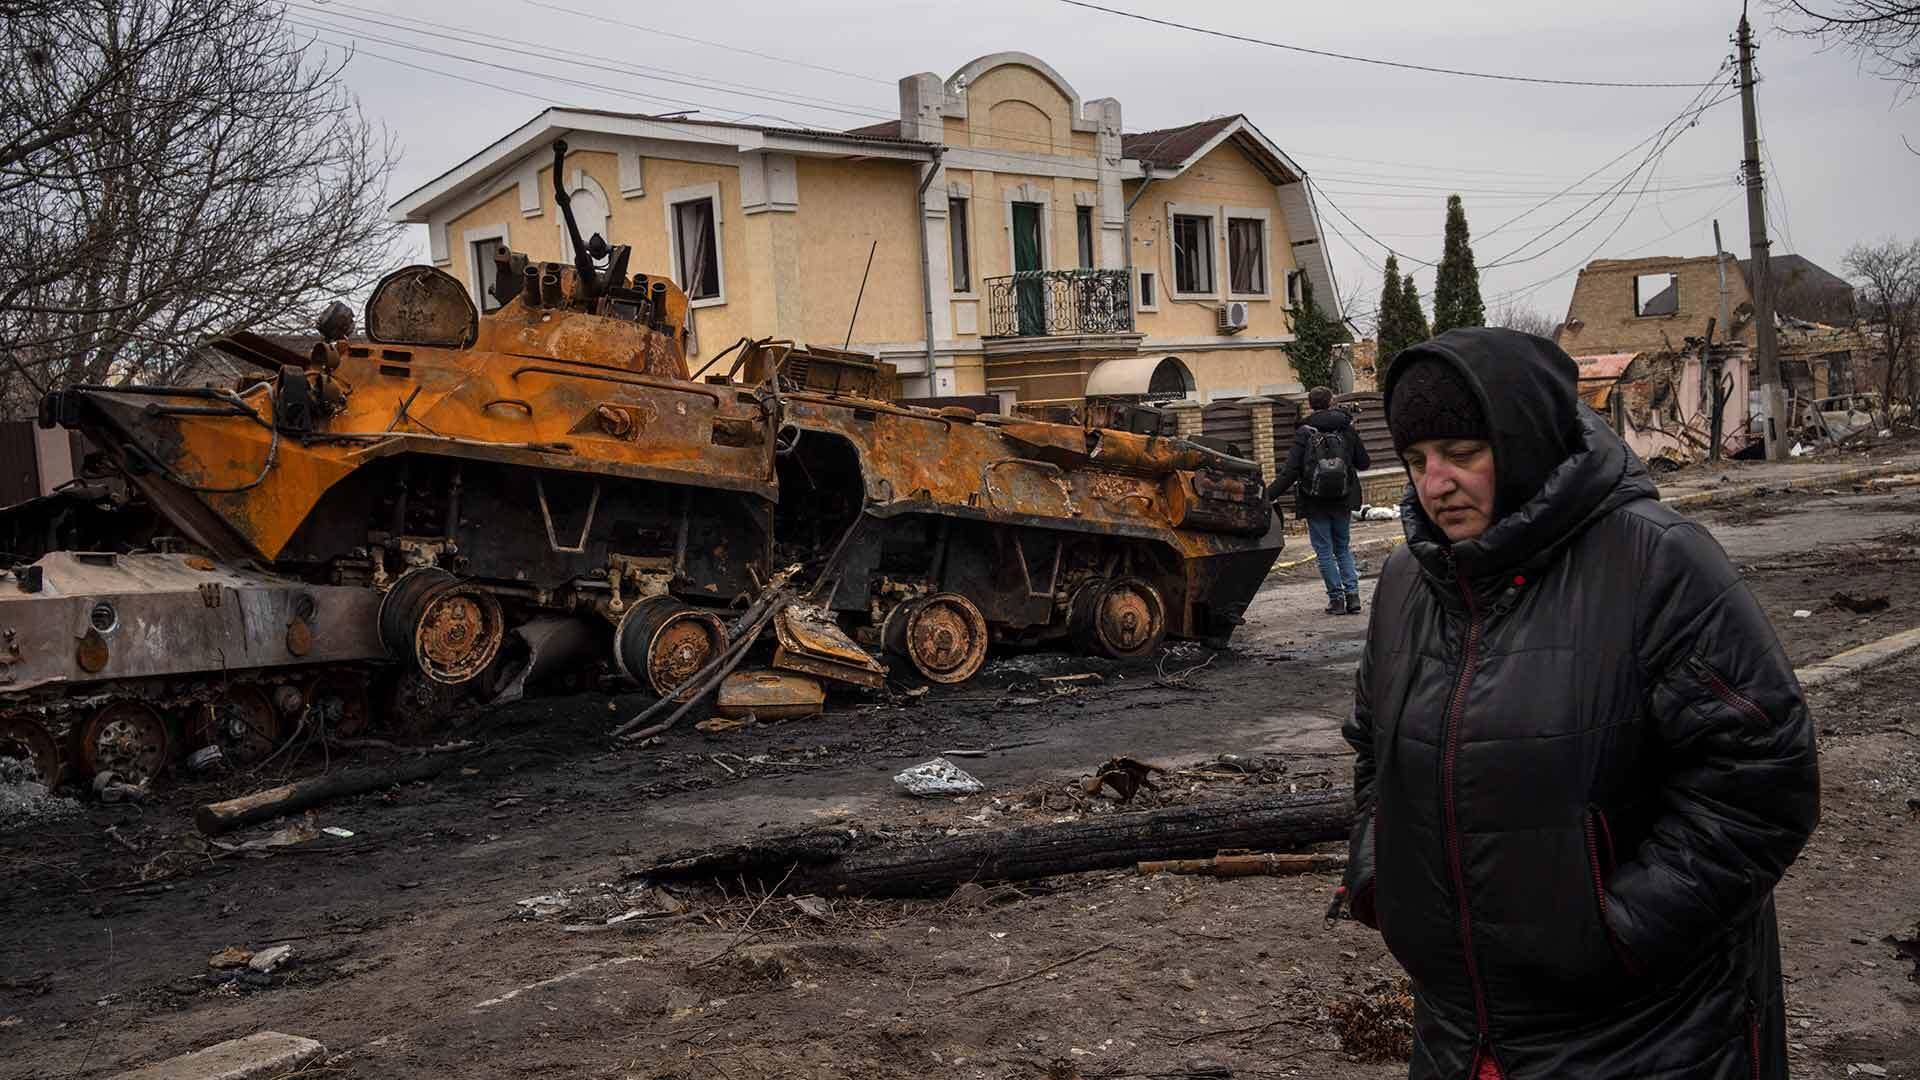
left=2, top=487, right=1917, bottom=1079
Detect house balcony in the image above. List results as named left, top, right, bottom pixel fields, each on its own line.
left=983, top=267, right=1128, bottom=343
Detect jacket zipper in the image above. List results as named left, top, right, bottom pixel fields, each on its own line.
left=1689, top=656, right=1769, bottom=726
left=1747, top=999, right=1762, bottom=1080
left=1443, top=569, right=1491, bottom=1036
left=1583, top=807, right=1640, bottom=975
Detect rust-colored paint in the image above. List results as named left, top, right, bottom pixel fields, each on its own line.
left=86, top=275, right=778, bottom=562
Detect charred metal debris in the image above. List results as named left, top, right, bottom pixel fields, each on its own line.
left=0, top=141, right=1281, bottom=796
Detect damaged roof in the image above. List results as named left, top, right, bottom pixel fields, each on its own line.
left=1121, top=115, right=1303, bottom=184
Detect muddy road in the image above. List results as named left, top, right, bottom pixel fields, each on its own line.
left=2, top=488, right=1917, bottom=1078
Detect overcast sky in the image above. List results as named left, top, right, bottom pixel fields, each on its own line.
left=305, top=0, right=1920, bottom=330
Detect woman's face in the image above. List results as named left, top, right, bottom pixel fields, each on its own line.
left=1402, top=438, right=1497, bottom=542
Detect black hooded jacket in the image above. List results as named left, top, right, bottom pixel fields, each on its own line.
left=1340, top=329, right=1819, bottom=1080
left=1267, top=407, right=1372, bottom=518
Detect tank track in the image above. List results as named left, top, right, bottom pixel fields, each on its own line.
left=0, top=662, right=386, bottom=790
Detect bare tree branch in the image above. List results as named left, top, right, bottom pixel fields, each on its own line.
left=1844, top=237, right=1920, bottom=411
left=0, top=0, right=403, bottom=417
left=1773, top=2, right=1920, bottom=102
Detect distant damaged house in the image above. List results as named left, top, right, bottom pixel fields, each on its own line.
left=1556, top=254, right=1869, bottom=406
left=1572, top=350, right=1750, bottom=465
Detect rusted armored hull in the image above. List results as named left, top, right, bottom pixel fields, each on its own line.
left=10, top=202, right=1280, bottom=788
left=0, top=552, right=385, bottom=785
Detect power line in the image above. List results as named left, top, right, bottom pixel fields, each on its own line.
left=524, top=0, right=894, bottom=86
left=296, top=7, right=1128, bottom=176
left=1056, top=0, right=1727, bottom=89
left=1477, top=61, right=1734, bottom=245
left=1479, top=81, right=1740, bottom=268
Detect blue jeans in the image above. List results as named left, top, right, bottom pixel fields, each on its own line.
left=1306, top=511, right=1358, bottom=601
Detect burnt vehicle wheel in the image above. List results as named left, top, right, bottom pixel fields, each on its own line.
left=0, top=717, right=64, bottom=787
left=884, top=592, right=990, bottom=684
left=193, top=685, right=286, bottom=768
left=79, top=700, right=170, bottom=784
left=1069, top=577, right=1167, bottom=660
left=307, top=672, right=372, bottom=737
left=379, top=568, right=506, bottom=685
left=617, top=596, right=729, bottom=698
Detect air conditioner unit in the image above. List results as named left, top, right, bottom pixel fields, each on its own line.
left=1216, top=301, right=1250, bottom=333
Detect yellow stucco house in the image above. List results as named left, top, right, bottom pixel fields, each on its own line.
left=391, top=52, right=1342, bottom=407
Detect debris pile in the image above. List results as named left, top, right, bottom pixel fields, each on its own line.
left=0, top=756, right=78, bottom=832
left=1326, top=977, right=1415, bottom=1063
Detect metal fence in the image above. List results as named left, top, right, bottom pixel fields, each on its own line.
left=984, top=270, right=1134, bottom=338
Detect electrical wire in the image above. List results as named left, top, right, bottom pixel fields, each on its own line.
left=1057, top=0, right=1728, bottom=89
left=523, top=0, right=893, bottom=86
left=1480, top=87, right=1741, bottom=269
left=1477, top=61, right=1735, bottom=245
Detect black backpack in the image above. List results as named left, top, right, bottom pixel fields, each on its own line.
left=1302, top=426, right=1352, bottom=500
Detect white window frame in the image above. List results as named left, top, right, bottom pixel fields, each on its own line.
left=1284, top=268, right=1304, bottom=310
left=664, top=181, right=727, bottom=310
left=1223, top=206, right=1273, bottom=301
left=1166, top=201, right=1219, bottom=301
left=463, top=223, right=510, bottom=311
left=1134, top=268, right=1160, bottom=312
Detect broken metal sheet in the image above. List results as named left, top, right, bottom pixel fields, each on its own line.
left=490, top=616, right=598, bottom=705
left=771, top=604, right=886, bottom=689
left=714, top=669, right=825, bottom=720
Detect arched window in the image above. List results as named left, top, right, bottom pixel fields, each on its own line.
left=1148, top=356, right=1195, bottom=398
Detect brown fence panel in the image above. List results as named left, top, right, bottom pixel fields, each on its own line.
left=1201, top=400, right=1253, bottom=456
left=1336, top=391, right=1394, bottom=464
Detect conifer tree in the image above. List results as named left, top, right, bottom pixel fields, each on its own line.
left=1431, top=195, right=1485, bottom=334
left=1402, top=272, right=1430, bottom=344
left=1377, top=254, right=1405, bottom=360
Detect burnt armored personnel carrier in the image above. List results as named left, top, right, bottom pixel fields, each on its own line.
left=3, top=141, right=1281, bottom=790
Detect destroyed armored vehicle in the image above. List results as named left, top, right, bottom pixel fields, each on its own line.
left=2, top=141, right=1281, bottom=790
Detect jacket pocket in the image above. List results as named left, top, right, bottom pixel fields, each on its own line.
left=1583, top=806, right=1642, bottom=976
left=1687, top=656, right=1770, bottom=726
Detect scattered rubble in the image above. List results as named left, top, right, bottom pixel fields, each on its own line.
left=893, top=757, right=984, bottom=797
left=1326, top=977, right=1415, bottom=1063
left=0, top=756, right=79, bottom=832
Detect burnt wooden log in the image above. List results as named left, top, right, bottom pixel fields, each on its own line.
left=194, top=754, right=456, bottom=836
left=637, top=789, right=1352, bottom=898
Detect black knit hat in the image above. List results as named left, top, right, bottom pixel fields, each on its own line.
left=1387, top=356, right=1488, bottom=451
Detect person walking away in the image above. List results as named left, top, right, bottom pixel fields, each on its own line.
left=1333, top=328, right=1819, bottom=1079
left=1267, top=386, right=1371, bottom=614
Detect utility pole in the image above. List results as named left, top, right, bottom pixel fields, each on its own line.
left=1738, top=8, right=1786, bottom=461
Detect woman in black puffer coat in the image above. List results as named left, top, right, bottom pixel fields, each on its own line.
left=1336, top=328, right=1820, bottom=1080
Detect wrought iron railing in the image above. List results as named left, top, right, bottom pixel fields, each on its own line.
left=984, top=269, right=1134, bottom=338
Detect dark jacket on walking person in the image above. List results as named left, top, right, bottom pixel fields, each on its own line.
left=1267, top=403, right=1372, bottom=519
left=1337, top=328, right=1820, bottom=1080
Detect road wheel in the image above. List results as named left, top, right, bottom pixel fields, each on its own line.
left=79, top=701, right=170, bottom=784
left=1069, top=577, right=1167, bottom=660
left=884, top=592, right=990, bottom=684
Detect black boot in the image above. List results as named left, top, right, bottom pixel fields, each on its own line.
left=1326, top=594, right=1346, bottom=615
left=1346, top=591, right=1362, bottom=615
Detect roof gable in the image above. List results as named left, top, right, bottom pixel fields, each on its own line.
left=1120, top=115, right=1301, bottom=184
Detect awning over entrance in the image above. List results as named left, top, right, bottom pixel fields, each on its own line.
left=1083, top=355, right=1194, bottom=399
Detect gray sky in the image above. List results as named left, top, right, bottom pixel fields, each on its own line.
left=307, top=0, right=1920, bottom=329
